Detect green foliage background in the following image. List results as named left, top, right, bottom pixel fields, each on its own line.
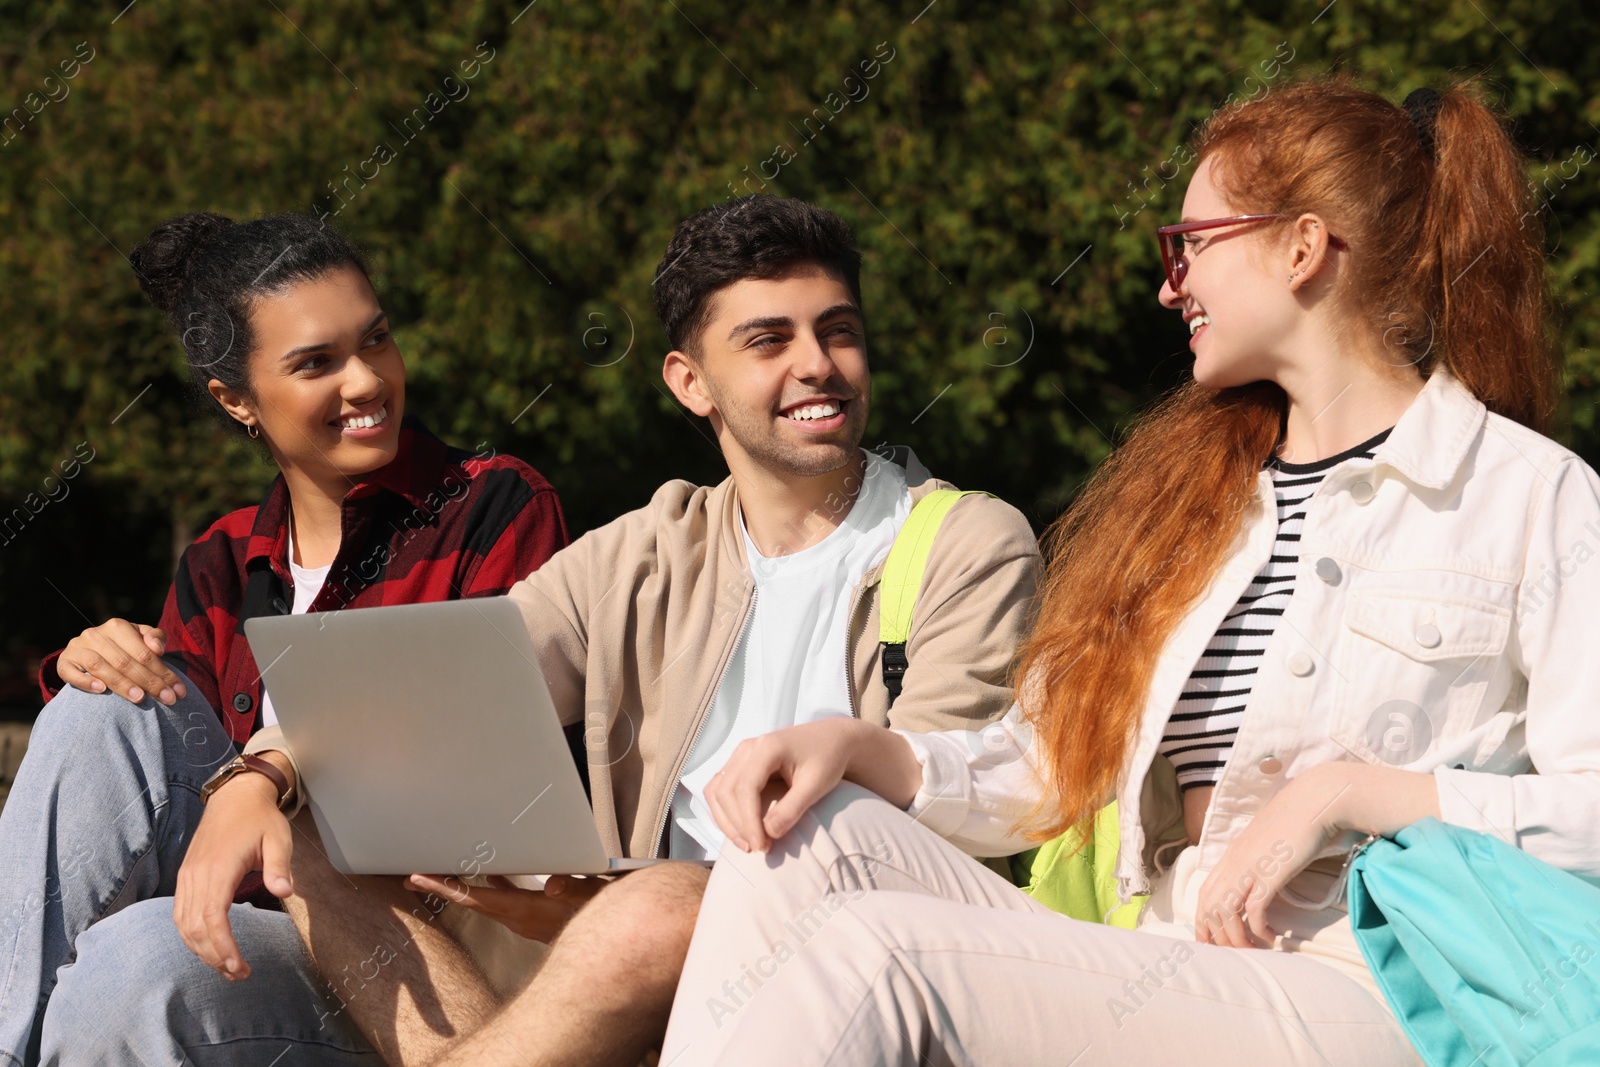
left=2, top=0, right=1597, bottom=707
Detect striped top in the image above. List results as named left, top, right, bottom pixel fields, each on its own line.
left=1159, top=428, right=1392, bottom=791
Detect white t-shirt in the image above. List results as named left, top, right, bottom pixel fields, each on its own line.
left=669, top=451, right=913, bottom=859
left=258, top=526, right=331, bottom=729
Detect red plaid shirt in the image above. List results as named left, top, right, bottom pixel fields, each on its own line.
left=40, top=418, right=568, bottom=743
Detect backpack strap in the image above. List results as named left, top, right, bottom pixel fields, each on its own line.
left=878, top=489, right=984, bottom=707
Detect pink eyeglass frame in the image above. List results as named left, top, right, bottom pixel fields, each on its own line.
left=1155, top=214, right=1281, bottom=291
left=1156, top=214, right=1347, bottom=291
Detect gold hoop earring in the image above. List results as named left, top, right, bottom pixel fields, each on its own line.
left=246, top=423, right=260, bottom=439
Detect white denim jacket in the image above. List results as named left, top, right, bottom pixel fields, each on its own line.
left=901, top=369, right=1600, bottom=906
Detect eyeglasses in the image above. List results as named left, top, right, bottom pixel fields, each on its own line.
left=1156, top=214, right=1281, bottom=292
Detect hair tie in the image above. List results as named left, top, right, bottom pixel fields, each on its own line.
left=1403, top=87, right=1443, bottom=159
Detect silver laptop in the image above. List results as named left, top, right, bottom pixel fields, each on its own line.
left=245, top=597, right=671, bottom=876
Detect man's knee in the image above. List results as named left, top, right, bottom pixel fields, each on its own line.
left=285, top=813, right=418, bottom=918
left=583, top=862, right=709, bottom=965
left=632, top=860, right=710, bottom=913
left=285, top=810, right=376, bottom=909
left=283, top=815, right=458, bottom=970
left=284, top=810, right=337, bottom=895
left=610, top=862, right=707, bottom=923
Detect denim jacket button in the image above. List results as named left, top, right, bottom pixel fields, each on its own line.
left=1287, top=651, right=1315, bottom=677
left=1258, top=756, right=1284, bottom=775
left=1415, top=623, right=1442, bottom=649
left=1350, top=480, right=1375, bottom=504
left=1314, top=557, right=1341, bottom=584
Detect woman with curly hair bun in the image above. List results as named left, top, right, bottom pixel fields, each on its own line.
left=0, top=212, right=566, bottom=1065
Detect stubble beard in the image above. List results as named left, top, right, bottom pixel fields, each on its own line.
left=714, top=388, right=867, bottom=478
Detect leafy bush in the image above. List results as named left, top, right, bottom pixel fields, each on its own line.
left=3, top=0, right=1597, bottom=700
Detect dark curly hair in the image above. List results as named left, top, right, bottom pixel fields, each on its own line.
left=652, top=195, right=863, bottom=356
left=129, top=213, right=371, bottom=432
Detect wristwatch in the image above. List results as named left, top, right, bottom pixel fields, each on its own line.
left=200, top=754, right=296, bottom=811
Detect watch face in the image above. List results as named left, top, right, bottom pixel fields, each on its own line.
left=202, top=756, right=248, bottom=800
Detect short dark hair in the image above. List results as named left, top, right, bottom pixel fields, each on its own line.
left=652, top=195, right=863, bottom=354
left=129, top=212, right=371, bottom=432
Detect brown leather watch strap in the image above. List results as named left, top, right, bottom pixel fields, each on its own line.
left=240, top=754, right=293, bottom=811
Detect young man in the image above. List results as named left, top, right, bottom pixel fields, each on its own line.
left=175, top=195, right=1042, bottom=1066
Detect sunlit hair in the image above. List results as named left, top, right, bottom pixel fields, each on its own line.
left=1019, top=76, right=1557, bottom=841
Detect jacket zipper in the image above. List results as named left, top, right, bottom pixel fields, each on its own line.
left=844, top=582, right=864, bottom=720
left=649, top=586, right=758, bottom=858
left=844, top=558, right=886, bottom=721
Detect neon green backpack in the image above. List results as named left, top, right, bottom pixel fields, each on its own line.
left=1008, top=804, right=1145, bottom=927
left=879, top=488, right=1145, bottom=927
left=877, top=489, right=982, bottom=705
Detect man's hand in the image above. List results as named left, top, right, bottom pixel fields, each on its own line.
left=174, top=757, right=296, bottom=980
left=704, top=717, right=923, bottom=853
left=60, top=618, right=186, bottom=705
left=403, top=873, right=607, bottom=943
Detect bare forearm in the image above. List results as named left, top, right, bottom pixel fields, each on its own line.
left=1315, top=762, right=1441, bottom=838
left=840, top=720, right=923, bottom=810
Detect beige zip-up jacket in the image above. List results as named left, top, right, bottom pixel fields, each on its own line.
left=505, top=447, right=1041, bottom=858
left=249, top=448, right=1041, bottom=860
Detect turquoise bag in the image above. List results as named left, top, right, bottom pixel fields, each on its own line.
left=1348, top=817, right=1600, bottom=1066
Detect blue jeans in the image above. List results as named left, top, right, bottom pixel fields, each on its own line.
left=0, top=675, right=379, bottom=1066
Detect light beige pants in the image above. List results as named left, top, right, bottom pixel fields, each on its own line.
left=661, top=784, right=1422, bottom=1066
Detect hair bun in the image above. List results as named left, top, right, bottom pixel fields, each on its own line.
left=129, top=212, right=235, bottom=318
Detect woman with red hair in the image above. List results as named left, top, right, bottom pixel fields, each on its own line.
left=658, top=78, right=1600, bottom=1063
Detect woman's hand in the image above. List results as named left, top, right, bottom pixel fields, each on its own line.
left=174, top=766, right=295, bottom=980
left=403, top=873, right=607, bottom=943
left=704, top=717, right=922, bottom=853
left=1193, top=769, right=1339, bottom=949
left=1193, top=762, right=1439, bottom=949
left=59, top=618, right=186, bottom=705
